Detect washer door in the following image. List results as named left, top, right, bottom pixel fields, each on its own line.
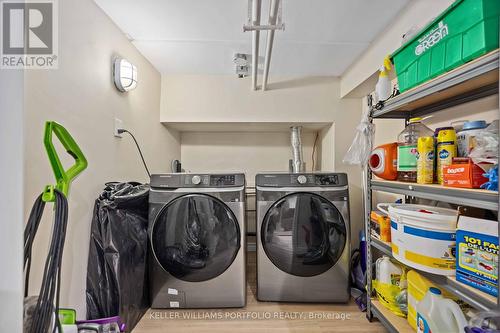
left=261, top=192, right=346, bottom=277
left=151, top=194, right=241, bottom=282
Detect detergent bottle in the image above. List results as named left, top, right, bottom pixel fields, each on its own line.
left=369, top=142, right=398, bottom=180
left=416, top=287, right=467, bottom=333
left=375, top=256, right=402, bottom=285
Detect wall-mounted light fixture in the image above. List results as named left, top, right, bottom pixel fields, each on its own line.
left=113, top=58, right=137, bottom=92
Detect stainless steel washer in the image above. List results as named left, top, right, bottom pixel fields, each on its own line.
left=256, top=172, right=350, bottom=302
left=149, top=173, right=246, bottom=308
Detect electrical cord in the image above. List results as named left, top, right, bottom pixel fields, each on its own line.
left=311, top=132, right=319, bottom=171
left=24, top=190, right=68, bottom=333
left=118, top=129, right=151, bottom=178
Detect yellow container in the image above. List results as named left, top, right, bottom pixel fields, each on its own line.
left=417, top=137, right=434, bottom=184
left=407, top=270, right=455, bottom=330
left=436, top=127, right=457, bottom=184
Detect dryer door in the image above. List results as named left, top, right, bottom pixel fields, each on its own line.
left=151, top=194, right=241, bottom=282
left=261, top=192, right=346, bottom=277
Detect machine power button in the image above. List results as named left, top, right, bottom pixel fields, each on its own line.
left=192, top=175, right=202, bottom=185
left=297, top=175, right=307, bottom=184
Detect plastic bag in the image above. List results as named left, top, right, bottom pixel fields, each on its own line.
left=343, top=107, right=375, bottom=166
left=470, top=120, right=499, bottom=165
left=86, top=182, right=150, bottom=333
left=372, top=268, right=408, bottom=318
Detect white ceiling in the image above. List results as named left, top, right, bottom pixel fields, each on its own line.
left=95, top=0, right=410, bottom=76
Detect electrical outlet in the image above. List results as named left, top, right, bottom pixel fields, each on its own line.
left=114, top=118, right=123, bottom=138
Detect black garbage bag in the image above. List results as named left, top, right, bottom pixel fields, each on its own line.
left=86, top=182, right=150, bottom=332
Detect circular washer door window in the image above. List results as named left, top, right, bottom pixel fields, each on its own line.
left=151, top=194, right=241, bottom=282
left=261, top=192, right=346, bottom=277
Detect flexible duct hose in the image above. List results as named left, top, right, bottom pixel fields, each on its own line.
left=291, top=126, right=304, bottom=173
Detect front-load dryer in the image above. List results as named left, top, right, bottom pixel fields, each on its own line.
left=256, top=172, right=350, bottom=302
left=149, top=173, right=246, bottom=308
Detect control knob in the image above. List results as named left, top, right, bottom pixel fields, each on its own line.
left=192, top=175, right=202, bottom=185
left=297, top=175, right=307, bottom=184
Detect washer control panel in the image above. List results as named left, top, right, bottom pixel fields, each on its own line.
left=315, top=174, right=339, bottom=186
left=256, top=173, right=347, bottom=187
left=185, top=175, right=209, bottom=186
left=150, top=173, right=244, bottom=188
left=210, top=174, right=236, bottom=186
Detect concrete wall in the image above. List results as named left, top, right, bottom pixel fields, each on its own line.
left=23, top=0, right=180, bottom=317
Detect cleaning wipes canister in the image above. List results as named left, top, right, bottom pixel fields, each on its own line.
left=417, top=137, right=434, bottom=184
left=436, top=127, right=457, bottom=184
left=456, top=215, right=498, bottom=296
left=378, top=204, right=458, bottom=276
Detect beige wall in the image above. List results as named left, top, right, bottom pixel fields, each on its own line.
left=0, top=64, right=24, bottom=332
left=23, top=0, right=180, bottom=317
left=161, top=75, right=365, bottom=244
left=161, top=75, right=348, bottom=123
left=180, top=131, right=317, bottom=186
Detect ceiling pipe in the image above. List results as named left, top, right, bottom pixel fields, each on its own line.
left=251, top=0, right=262, bottom=91
left=261, top=0, right=280, bottom=91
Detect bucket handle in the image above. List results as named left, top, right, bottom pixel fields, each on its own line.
left=376, top=203, right=390, bottom=215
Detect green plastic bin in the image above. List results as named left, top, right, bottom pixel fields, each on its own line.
left=391, top=0, right=500, bottom=93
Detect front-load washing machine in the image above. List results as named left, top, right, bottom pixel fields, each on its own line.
left=256, top=172, right=350, bottom=302
left=149, top=173, right=246, bottom=308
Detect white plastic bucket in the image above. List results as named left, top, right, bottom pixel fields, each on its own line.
left=377, top=204, right=458, bottom=276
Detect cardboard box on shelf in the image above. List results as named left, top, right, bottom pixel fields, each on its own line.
left=456, top=215, right=498, bottom=297
left=443, top=158, right=491, bottom=189
left=370, top=210, right=391, bottom=242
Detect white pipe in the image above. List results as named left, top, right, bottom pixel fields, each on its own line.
left=261, top=0, right=280, bottom=91
left=251, top=0, right=261, bottom=91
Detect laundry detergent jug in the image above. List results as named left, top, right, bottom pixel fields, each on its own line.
left=369, top=143, right=398, bottom=180
left=416, top=287, right=467, bottom=333
left=376, top=256, right=402, bottom=285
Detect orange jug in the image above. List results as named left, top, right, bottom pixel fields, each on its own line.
left=369, top=143, right=398, bottom=180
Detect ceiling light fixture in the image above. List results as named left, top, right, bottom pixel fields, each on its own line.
left=113, top=58, right=137, bottom=92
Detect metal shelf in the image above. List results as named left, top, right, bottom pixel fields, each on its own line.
left=371, top=179, right=499, bottom=211
left=371, top=238, right=497, bottom=312
left=371, top=299, right=413, bottom=333
left=364, top=48, right=500, bottom=332
left=372, top=50, right=499, bottom=119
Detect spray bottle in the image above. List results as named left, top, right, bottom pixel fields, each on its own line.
left=375, top=56, right=393, bottom=101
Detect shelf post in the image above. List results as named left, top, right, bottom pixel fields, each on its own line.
left=364, top=96, right=374, bottom=320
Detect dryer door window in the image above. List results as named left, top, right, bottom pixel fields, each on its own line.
left=151, top=194, right=241, bottom=282
left=261, top=192, right=346, bottom=277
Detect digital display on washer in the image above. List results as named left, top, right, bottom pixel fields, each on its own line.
left=210, top=174, right=235, bottom=186
left=315, top=175, right=339, bottom=185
